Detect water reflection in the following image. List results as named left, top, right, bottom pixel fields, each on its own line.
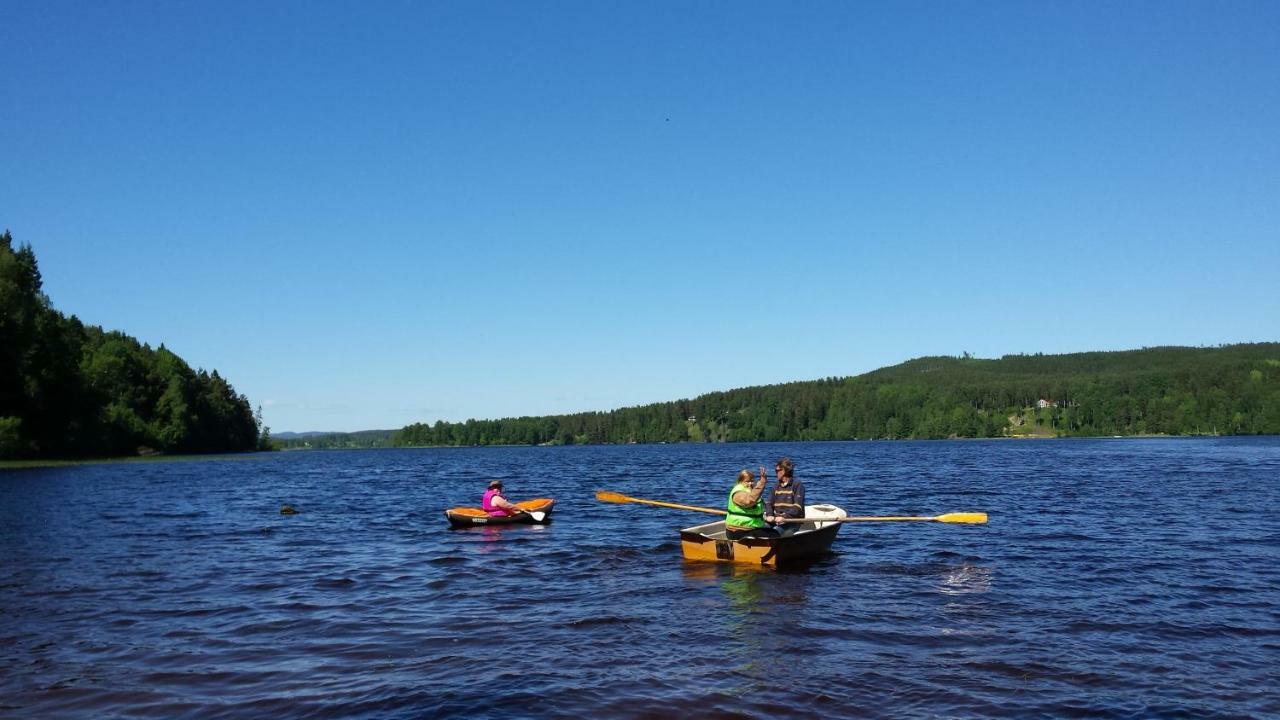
left=716, top=566, right=770, bottom=682
left=454, top=523, right=550, bottom=556
left=679, top=561, right=819, bottom=687
left=722, top=571, right=767, bottom=614
left=680, top=561, right=770, bottom=584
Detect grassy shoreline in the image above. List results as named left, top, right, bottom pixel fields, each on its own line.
left=0, top=452, right=272, bottom=471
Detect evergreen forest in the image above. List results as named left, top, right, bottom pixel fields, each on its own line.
left=0, top=231, right=264, bottom=459
left=391, top=344, right=1280, bottom=447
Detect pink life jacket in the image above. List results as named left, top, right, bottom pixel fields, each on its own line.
left=482, top=488, right=514, bottom=517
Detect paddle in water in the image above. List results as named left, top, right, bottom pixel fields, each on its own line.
left=517, top=507, right=547, bottom=522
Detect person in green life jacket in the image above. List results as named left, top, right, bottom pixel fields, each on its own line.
left=725, top=467, right=779, bottom=540
left=764, top=456, right=805, bottom=536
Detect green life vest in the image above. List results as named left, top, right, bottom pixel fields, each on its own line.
left=726, top=482, right=766, bottom=529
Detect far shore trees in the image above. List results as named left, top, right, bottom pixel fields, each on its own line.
left=390, top=344, right=1280, bottom=447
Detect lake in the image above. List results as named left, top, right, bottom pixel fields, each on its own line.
left=2, top=438, right=1277, bottom=719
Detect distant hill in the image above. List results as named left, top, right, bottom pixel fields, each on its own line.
left=391, top=343, right=1280, bottom=446
left=273, top=429, right=395, bottom=449
left=272, top=431, right=341, bottom=440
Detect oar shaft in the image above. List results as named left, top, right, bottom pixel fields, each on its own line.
left=843, top=516, right=936, bottom=522
left=599, top=490, right=986, bottom=525
left=627, top=497, right=725, bottom=515
left=776, top=515, right=976, bottom=523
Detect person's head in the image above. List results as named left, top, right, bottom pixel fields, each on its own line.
left=775, top=457, right=794, bottom=481
left=735, top=469, right=753, bottom=486
left=488, top=479, right=503, bottom=491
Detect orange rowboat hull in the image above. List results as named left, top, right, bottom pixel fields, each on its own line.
left=678, top=504, right=846, bottom=566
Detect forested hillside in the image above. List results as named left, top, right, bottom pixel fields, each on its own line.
left=392, top=344, right=1280, bottom=447
left=0, top=231, right=264, bottom=459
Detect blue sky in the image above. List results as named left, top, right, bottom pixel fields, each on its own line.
left=3, top=1, right=1278, bottom=432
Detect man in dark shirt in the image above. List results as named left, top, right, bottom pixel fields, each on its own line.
left=765, top=457, right=805, bottom=533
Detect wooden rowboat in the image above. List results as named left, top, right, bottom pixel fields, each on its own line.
left=444, top=498, right=555, bottom=527
left=679, top=504, right=847, bottom=566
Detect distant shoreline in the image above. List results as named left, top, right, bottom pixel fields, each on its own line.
left=286, top=432, right=1241, bottom=451
left=6, top=433, right=1262, bottom=469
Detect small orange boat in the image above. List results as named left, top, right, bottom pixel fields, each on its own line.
left=443, top=498, right=555, bottom=527
left=679, top=504, right=847, bottom=566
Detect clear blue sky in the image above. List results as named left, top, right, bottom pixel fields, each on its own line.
left=3, top=2, right=1278, bottom=432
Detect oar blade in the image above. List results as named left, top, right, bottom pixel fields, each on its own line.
left=595, top=490, right=632, bottom=504
left=936, top=512, right=988, bottom=524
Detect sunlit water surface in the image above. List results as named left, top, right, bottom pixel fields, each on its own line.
left=2, top=438, right=1278, bottom=719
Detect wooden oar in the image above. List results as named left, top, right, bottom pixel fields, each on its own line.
left=595, top=490, right=723, bottom=516
left=775, top=512, right=988, bottom=524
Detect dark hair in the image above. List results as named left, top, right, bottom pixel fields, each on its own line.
left=488, top=479, right=503, bottom=488
left=775, top=457, right=794, bottom=479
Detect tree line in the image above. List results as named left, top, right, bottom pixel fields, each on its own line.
left=391, top=344, right=1280, bottom=447
left=0, top=231, right=265, bottom=459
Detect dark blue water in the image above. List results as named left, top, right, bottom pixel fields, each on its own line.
left=2, top=439, right=1278, bottom=719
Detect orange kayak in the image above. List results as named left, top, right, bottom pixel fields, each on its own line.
left=444, top=498, right=555, bottom=527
